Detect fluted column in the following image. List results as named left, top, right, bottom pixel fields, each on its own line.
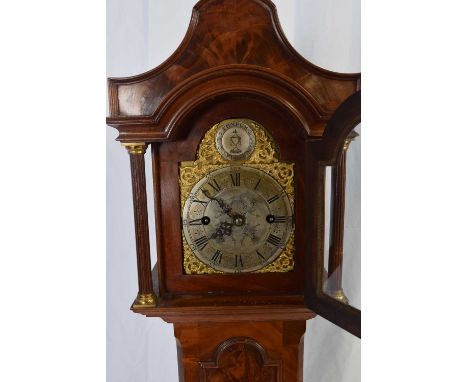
left=327, top=132, right=358, bottom=304
left=122, top=142, right=157, bottom=308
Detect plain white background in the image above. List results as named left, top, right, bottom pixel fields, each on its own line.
left=1, top=1, right=468, bottom=382
left=107, top=1, right=360, bottom=381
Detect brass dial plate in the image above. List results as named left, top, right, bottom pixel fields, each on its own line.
left=182, top=166, right=293, bottom=273
left=179, top=119, right=295, bottom=274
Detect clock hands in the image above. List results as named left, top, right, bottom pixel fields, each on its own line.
left=201, top=189, right=241, bottom=220
left=200, top=190, right=247, bottom=241
left=199, top=183, right=285, bottom=249
left=202, top=189, right=230, bottom=213
left=210, top=221, right=257, bottom=245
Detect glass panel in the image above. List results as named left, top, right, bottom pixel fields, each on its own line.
left=323, top=126, right=361, bottom=310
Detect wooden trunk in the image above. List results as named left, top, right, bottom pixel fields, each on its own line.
left=174, top=320, right=308, bottom=382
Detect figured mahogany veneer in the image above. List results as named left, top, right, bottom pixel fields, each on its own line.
left=174, top=321, right=308, bottom=382
left=106, top=0, right=360, bottom=142
left=200, top=337, right=282, bottom=382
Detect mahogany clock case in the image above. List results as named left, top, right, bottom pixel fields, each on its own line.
left=107, top=0, right=361, bottom=335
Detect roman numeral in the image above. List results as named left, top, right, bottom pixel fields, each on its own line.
left=256, top=250, right=265, bottom=261
left=254, top=178, right=261, bottom=190
left=267, top=194, right=281, bottom=204
left=192, top=199, right=208, bottom=206
left=211, top=250, right=223, bottom=265
left=274, top=216, right=288, bottom=223
left=230, top=172, right=241, bottom=187
left=194, top=236, right=209, bottom=250
left=267, top=234, right=282, bottom=247
left=207, top=179, right=221, bottom=192
left=235, top=255, right=244, bottom=268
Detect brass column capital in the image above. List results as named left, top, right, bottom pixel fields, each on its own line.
left=122, top=142, right=148, bottom=155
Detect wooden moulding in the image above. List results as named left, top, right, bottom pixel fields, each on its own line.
left=132, top=266, right=315, bottom=323
left=132, top=294, right=314, bottom=323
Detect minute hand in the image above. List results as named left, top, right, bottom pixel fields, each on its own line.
left=201, top=189, right=236, bottom=218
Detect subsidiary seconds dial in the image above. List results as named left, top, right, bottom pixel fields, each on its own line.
left=182, top=166, right=293, bottom=273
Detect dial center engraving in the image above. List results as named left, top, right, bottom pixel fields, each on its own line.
left=203, top=187, right=271, bottom=255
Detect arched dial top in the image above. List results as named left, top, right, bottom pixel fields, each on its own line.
left=182, top=166, right=293, bottom=273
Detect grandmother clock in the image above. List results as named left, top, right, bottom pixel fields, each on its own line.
left=107, top=0, right=361, bottom=381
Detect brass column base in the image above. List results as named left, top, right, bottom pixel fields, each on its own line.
left=132, top=292, right=158, bottom=308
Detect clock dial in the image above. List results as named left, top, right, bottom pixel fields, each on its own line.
left=182, top=166, right=293, bottom=273
left=215, top=120, right=256, bottom=161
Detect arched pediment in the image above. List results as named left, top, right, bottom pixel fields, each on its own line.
left=107, top=0, right=360, bottom=141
